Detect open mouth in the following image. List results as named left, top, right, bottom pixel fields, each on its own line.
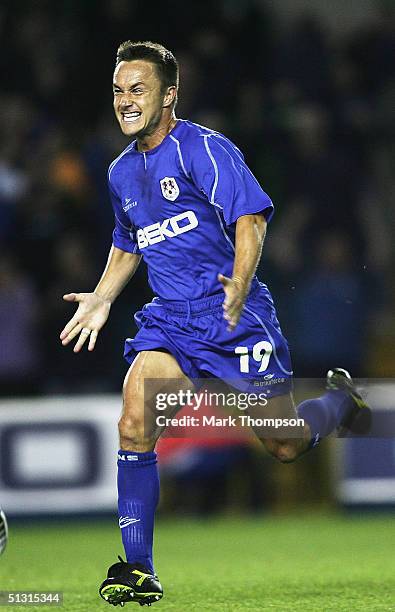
left=122, top=111, right=142, bottom=123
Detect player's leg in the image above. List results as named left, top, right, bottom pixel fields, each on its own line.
left=247, top=391, right=309, bottom=463
left=249, top=369, right=371, bottom=463
left=117, top=349, right=193, bottom=571
left=100, top=349, right=194, bottom=607
left=236, top=287, right=369, bottom=460
left=0, top=508, right=8, bottom=555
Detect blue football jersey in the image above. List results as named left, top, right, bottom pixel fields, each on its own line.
left=108, top=119, right=274, bottom=300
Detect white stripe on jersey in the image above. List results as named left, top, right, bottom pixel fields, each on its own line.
left=214, top=208, right=235, bottom=253
left=203, top=135, right=221, bottom=207
left=169, top=135, right=188, bottom=177
left=115, top=213, right=132, bottom=231
left=204, top=131, right=245, bottom=162
left=108, top=142, right=135, bottom=183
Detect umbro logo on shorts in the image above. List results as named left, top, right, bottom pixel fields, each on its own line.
left=137, top=211, right=199, bottom=249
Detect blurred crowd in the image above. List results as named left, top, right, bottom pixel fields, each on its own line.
left=1, top=0, right=394, bottom=395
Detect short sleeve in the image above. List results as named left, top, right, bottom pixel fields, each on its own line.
left=108, top=182, right=141, bottom=255
left=190, top=135, right=274, bottom=226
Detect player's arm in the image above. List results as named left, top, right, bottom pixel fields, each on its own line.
left=188, top=134, right=273, bottom=330
left=219, top=213, right=266, bottom=331
left=95, top=245, right=141, bottom=304
left=60, top=246, right=141, bottom=352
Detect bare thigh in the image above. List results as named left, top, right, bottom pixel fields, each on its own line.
left=119, top=350, right=195, bottom=452
left=247, top=392, right=310, bottom=463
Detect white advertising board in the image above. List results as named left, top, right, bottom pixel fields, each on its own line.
left=0, top=396, right=121, bottom=515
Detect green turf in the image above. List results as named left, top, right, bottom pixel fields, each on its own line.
left=1, top=514, right=395, bottom=611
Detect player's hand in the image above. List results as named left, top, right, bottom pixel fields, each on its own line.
left=60, top=292, right=111, bottom=352
left=218, top=273, right=247, bottom=332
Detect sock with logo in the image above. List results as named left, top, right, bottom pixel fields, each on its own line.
left=117, top=450, right=159, bottom=573
left=297, top=389, right=351, bottom=450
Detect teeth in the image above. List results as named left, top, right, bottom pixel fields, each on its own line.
left=123, top=112, right=141, bottom=122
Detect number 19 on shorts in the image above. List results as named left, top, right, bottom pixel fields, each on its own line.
left=235, top=341, right=273, bottom=373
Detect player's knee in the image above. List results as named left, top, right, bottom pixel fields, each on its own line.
left=274, top=442, right=298, bottom=464
left=118, top=414, right=142, bottom=443
left=118, top=414, right=155, bottom=450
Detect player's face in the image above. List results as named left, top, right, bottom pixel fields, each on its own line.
left=113, top=60, right=168, bottom=138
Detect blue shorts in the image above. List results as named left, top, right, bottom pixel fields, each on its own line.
left=124, top=283, right=293, bottom=397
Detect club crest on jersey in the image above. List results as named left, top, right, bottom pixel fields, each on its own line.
left=160, top=177, right=179, bottom=201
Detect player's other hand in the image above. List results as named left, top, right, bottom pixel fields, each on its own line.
left=218, top=273, right=247, bottom=332
left=60, top=292, right=111, bottom=352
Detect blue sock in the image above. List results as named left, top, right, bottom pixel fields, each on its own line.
left=297, top=390, right=351, bottom=448
left=117, top=450, right=159, bottom=574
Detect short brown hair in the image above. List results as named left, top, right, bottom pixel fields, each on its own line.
left=116, top=40, right=179, bottom=93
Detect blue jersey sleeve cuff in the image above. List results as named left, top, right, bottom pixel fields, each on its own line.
left=225, top=202, right=274, bottom=226
left=112, top=237, right=141, bottom=255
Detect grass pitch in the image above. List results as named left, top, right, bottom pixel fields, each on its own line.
left=1, top=514, right=394, bottom=611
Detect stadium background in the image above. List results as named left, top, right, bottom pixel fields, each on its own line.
left=0, top=1, right=394, bottom=610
